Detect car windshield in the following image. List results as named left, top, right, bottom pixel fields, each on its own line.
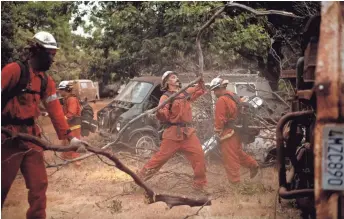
left=115, top=81, right=153, bottom=104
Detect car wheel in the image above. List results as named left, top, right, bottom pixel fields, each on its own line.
left=130, top=133, right=158, bottom=158
left=261, top=147, right=277, bottom=167
left=109, top=91, right=114, bottom=98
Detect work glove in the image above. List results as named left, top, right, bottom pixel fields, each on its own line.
left=69, top=137, right=88, bottom=153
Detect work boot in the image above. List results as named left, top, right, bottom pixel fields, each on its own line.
left=250, top=166, right=259, bottom=179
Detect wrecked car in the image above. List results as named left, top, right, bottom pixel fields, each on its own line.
left=97, top=76, right=163, bottom=156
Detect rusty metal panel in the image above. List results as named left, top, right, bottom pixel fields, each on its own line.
left=340, top=2, right=344, bottom=118
left=315, top=2, right=342, bottom=120
left=314, top=2, right=344, bottom=219
left=297, top=90, right=313, bottom=100
left=280, top=69, right=297, bottom=79
left=303, top=42, right=318, bottom=82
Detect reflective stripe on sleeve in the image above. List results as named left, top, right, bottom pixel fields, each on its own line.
left=220, top=129, right=235, bottom=141
left=45, top=94, right=58, bottom=103
left=70, top=125, right=81, bottom=131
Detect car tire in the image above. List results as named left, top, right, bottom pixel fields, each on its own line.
left=109, top=91, right=114, bottom=98
left=130, top=133, right=159, bottom=158
left=261, top=147, right=277, bottom=167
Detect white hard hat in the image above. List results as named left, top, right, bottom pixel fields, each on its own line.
left=161, top=71, right=176, bottom=82
left=58, top=81, right=75, bottom=91
left=58, top=81, right=70, bottom=90
left=210, top=77, right=227, bottom=90
left=33, top=31, right=59, bottom=49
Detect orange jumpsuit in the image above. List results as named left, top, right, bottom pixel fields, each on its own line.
left=214, top=91, right=258, bottom=183
left=139, top=81, right=207, bottom=188
left=61, top=94, right=81, bottom=159
left=1, top=62, right=72, bottom=219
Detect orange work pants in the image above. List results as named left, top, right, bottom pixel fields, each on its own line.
left=142, top=133, right=207, bottom=187
left=1, top=140, right=48, bottom=219
left=61, top=128, right=80, bottom=159
left=220, top=133, right=258, bottom=183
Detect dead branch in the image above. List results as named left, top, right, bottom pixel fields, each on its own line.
left=226, top=3, right=302, bottom=18
left=183, top=195, right=219, bottom=219
left=1, top=127, right=211, bottom=208
left=195, top=2, right=301, bottom=75
left=95, top=154, right=116, bottom=167
left=196, top=6, right=226, bottom=76
left=117, top=152, right=147, bottom=163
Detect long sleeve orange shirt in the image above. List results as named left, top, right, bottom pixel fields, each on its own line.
left=63, top=95, right=81, bottom=120
left=214, top=91, right=239, bottom=139
left=1, top=62, right=71, bottom=140
left=157, top=80, right=206, bottom=140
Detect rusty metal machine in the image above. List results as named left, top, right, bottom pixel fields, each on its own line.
left=277, top=2, right=343, bottom=219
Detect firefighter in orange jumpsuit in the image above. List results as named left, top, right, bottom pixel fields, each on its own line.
left=1, top=31, right=85, bottom=219
left=58, top=82, right=82, bottom=161
left=138, top=71, right=208, bottom=190
left=210, top=77, right=259, bottom=184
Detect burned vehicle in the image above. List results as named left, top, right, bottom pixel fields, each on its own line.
left=275, top=12, right=344, bottom=218
left=97, top=76, right=164, bottom=156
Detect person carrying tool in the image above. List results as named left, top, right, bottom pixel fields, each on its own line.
left=1, top=31, right=86, bottom=219
left=58, top=81, right=82, bottom=162
left=209, top=77, right=259, bottom=184
left=138, top=71, right=208, bottom=191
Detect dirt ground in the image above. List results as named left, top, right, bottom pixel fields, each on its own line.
left=2, top=99, right=302, bottom=219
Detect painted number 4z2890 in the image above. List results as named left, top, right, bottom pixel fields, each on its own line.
left=322, top=126, right=344, bottom=191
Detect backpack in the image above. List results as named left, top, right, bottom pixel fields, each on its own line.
left=1, top=61, right=48, bottom=111
left=222, top=93, right=260, bottom=144
left=79, top=100, right=97, bottom=136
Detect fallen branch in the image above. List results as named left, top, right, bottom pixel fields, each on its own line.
left=183, top=195, right=220, bottom=219
left=2, top=127, right=211, bottom=208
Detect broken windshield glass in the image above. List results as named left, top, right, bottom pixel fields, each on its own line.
left=115, top=81, right=153, bottom=104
